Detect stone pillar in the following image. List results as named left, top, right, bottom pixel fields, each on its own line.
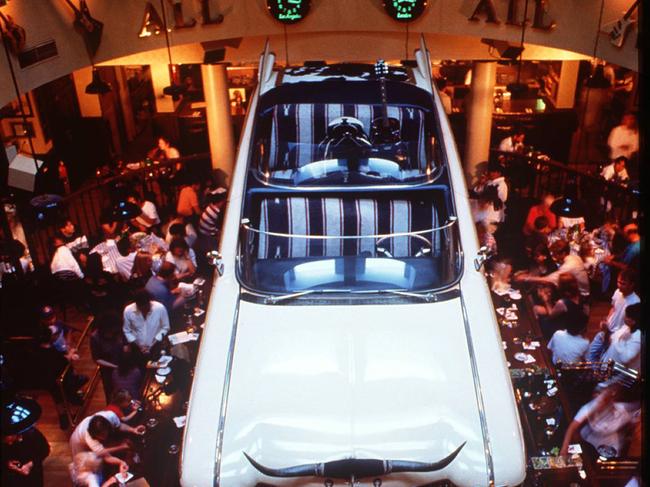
left=464, top=61, right=496, bottom=180
left=555, top=60, right=580, bottom=109
left=201, top=63, right=235, bottom=176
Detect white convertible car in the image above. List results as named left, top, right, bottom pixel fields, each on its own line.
left=181, top=39, right=526, bottom=487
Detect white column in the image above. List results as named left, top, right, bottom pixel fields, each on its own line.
left=201, top=63, right=235, bottom=176
left=464, top=61, right=496, bottom=180
left=151, top=63, right=176, bottom=113
left=555, top=60, right=580, bottom=109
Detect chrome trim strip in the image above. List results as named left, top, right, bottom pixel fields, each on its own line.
left=213, top=296, right=242, bottom=487
left=241, top=218, right=457, bottom=239
left=459, top=290, right=495, bottom=487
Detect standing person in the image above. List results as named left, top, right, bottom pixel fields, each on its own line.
left=607, top=112, right=638, bottom=161
left=90, top=311, right=125, bottom=403
left=498, top=128, right=525, bottom=153
left=122, top=289, right=170, bottom=358
left=603, top=268, right=639, bottom=333
left=2, top=399, right=50, bottom=487
left=69, top=410, right=141, bottom=458
left=601, top=156, right=630, bottom=185
left=176, top=178, right=202, bottom=221
left=50, top=236, right=84, bottom=279
left=110, top=347, right=144, bottom=402
left=603, top=223, right=640, bottom=272
left=198, top=187, right=227, bottom=241
left=600, top=303, right=641, bottom=372
left=145, top=261, right=185, bottom=316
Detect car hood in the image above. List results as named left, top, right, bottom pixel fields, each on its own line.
left=218, top=297, right=490, bottom=487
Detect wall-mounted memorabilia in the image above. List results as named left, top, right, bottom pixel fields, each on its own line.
left=383, top=0, right=427, bottom=22
left=267, top=0, right=311, bottom=24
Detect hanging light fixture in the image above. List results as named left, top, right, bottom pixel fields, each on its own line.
left=160, top=0, right=186, bottom=100
left=506, top=0, right=529, bottom=98
left=85, top=67, right=111, bottom=94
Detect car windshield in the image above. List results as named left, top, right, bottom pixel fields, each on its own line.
left=252, top=102, right=437, bottom=186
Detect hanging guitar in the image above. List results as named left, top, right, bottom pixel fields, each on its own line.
left=370, top=60, right=401, bottom=146
left=64, top=0, right=104, bottom=58
left=608, top=0, right=639, bottom=48
left=0, top=11, right=26, bottom=55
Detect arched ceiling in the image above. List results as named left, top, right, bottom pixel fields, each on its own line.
left=0, top=0, right=639, bottom=107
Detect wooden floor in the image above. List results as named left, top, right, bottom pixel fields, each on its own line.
left=28, top=307, right=109, bottom=487
left=29, top=295, right=613, bottom=486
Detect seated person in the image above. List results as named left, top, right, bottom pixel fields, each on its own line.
left=599, top=303, right=641, bottom=372
left=165, top=238, right=197, bottom=281
left=557, top=214, right=586, bottom=232
left=69, top=410, right=143, bottom=458
left=560, top=383, right=641, bottom=458
left=105, top=389, right=142, bottom=425
left=39, top=305, right=77, bottom=359
left=127, top=192, right=160, bottom=232
left=115, top=238, right=137, bottom=282
left=526, top=243, right=556, bottom=277
left=165, top=215, right=197, bottom=248
left=56, top=219, right=89, bottom=266
left=69, top=451, right=128, bottom=487
left=523, top=193, right=557, bottom=236
left=547, top=314, right=589, bottom=365
left=524, top=216, right=551, bottom=257
left=498, top=128, right=525, bottom=153
left=603, top=223, right=640, bottom=271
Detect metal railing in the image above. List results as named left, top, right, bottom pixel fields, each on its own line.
left=20, top=153, right=211, bottom=267
left=56, top=316, right=101, bottom=427
left=490, top=149, right=640, bottom=225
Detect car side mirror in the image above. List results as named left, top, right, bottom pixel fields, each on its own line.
left=207, top=250, right=224, bottom=276
left=474, top=246, right=492, bottom=271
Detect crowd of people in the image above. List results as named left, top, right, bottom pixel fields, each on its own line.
left=2, top=167, right=228, bottom=486
left=470, top=125, right=641, bottom=470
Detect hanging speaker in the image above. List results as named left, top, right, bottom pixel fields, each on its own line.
left=203, top=48, right=226, bottom=64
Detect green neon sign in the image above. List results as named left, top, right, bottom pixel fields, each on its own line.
left=267, top=0, right=311, bottom=24
left=383, top=0, right=427, bottom=22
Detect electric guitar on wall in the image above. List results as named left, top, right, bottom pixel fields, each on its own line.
left=63, top=0, right=104, bottom=57
left=608, top=0, right=639, bottom=48
left=0, top=11, right=26, bottom=54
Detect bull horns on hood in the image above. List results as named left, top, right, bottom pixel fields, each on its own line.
left=243, top=442, right=466, bottom=480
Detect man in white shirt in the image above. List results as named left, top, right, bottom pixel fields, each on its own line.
left=601, top=156, right=630, bottom=185
left=517, top=239, right=590, bottom=298
left=604, top=268, right=639, bottom=333
left=498, top=129, right=525, bottom=153
left=69, top=410, right=143, bottom=457
left=547, top=316, right=589, bottom=365
left=607, top=112, right=638, bottom=160
left=50, top=237, right=84, bottom=279
left=122, top=289, right=170, bottom=355
left=601, top=303, right=641, bottom=372
left=128, top=192, right=160, bottom=231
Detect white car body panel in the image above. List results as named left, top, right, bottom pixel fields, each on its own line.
left=181, top=40, right=526, bottom=487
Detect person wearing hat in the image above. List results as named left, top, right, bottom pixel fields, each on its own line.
left=39, top=305, right=77, bottom=360
left=2, top=397, right=50, bottom=487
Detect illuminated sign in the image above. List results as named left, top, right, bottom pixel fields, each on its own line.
left=383, top=0, right=427, bottom=22
left=267, top=0, right=311, bottom=24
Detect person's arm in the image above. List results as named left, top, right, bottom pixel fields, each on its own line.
left=548, top=299, right=568, bottom=319
left=122, top=310, right=137, bottom=344
left=118, top=422, right=146, bottom=435
left=560, top=418, right=586, bottom=457
left=610, top=332, right=640, bottom=365
left=155, top=307, right=170, bottom=343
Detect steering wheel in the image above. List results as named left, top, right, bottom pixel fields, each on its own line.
left=375, top=233, right=432, bottom=258
left=319, top=117, right=371, bottom=159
